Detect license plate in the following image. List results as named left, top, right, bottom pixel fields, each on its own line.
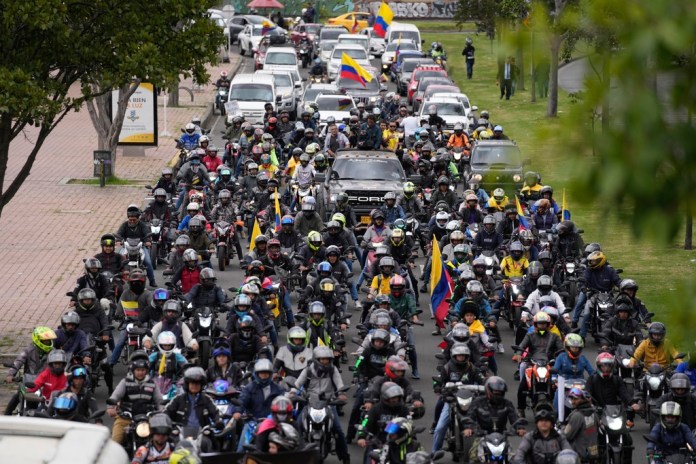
left=360, top=216, right=371, bottom=224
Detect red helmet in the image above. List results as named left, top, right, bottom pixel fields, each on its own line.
left=389, top=275, right=406, bottom=297
left=384, top=356, right=408, bottom=380
left=268, top=117, right=277, bottom=124
left=596, top=352, right=616, bottom=378
left=268, top=238, right=281, bottom=259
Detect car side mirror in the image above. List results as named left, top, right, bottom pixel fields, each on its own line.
left=471, top=106, right=478, bottom=112
left=275, top=95, right=282, bottom=103
left=408, top=174, right=422, bottom=184
left=421, top=39, right=425, bottom=45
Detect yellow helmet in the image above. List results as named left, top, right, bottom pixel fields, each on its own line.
left=32, top=326, right=57, bottom=353
left=587, top=251, right=607, bottom=269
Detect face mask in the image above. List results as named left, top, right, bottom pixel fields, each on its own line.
left=130, top=281, right=145, bottom=294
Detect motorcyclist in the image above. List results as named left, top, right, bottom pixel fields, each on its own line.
left=94, top=233, right=125, bottom=275
left=54, top=311, right=89, bottom=360
left=187, top=217, right=215, bottom=259
left=525, top=275, right=566, bottom=315
left=429, top=176, right=458, bottom=215
left=179, top=122, right=201, bottom=150
left=274, top=326, right=313, bottom=380
left=70, top=258, right=113, bottom=310
left=491, top=125, right=509, bottom=141
left=486, top=188, right=509, bottom=212
left=110, top=269, right=152, bottom=365
left=131, top=413, right=175, bottom=463
left=432, top=343, right=485, bottom=452
left=364, top=357, right=423, bottom=413
left=599, top=302, right=644, bottom=349
left=48, top=365, right=99, bottom=422
left=229, top=315, right=265, bottom=364
left=254, top=395, right=296, bottom=452
left=232, top=359, right=286, bottom=451
left=459, top=193, right=484, bottom=226
left=531, top=199, right=558, bottom=232
left=115, top=205, right=157, bottom=286
left=73, top=288, right=111, bottom=348
left=295, top=346, right=351, bottom=464
left=215, top=70, right=230, bottom=89
left=310, top=57, right=325, bottom=78
left=151, top=167, right=177, bottom=197
left=571, top=251, right=622, bottom=339
left=447, top=123, right=470, bottom=149
left=107, top=351, right=162, bottom=444
left=513, top=312, right=564, bottom=417
left=512, top=406, right=572, bottom=464
left=185, top=268, right=227, bottom=309
left=472, top=215, right=504, bottom=254
left=357, top=382, right=411, bottom=461
left=396, top=181, right=424, bottom=218
left=294, top=196, right=324, bottom=237
left=553, top=220, right=584, bottom=260
left=563, top=387, right=600, bottom=463
left=144, top=300, right=199, bottom=352
left=360, top=209, right=392, bottom=265
left=500, top=241, right=529, bottom=278
left=496, top=204, right=521, bottom=240
left=552, top=334, right=595, bottom=413
left=171, top=248, right=204, bottom=294
left=520, top=171, right=543, bottom=202
left=471, top=257, right=498, bottom=296
left=380, top=191, right=405, bottom=225
left=646, top=402, right=696, bottom=461
left=206, top=344, right=241, bottom=385
left=388, top=275, right=420, bottom=378
left=654, top=373, right=696, bottom=429
left=465, top=377, right=526, bottom=461
left=614, top=278, right=652, bottom=323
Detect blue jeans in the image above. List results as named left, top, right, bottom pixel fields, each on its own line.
left=572, top=292, right=588, bottom=337
left=466, top=60, right=474, bottom=78
left=432, top=402, right=451, bottom=452
left=407, top=327, right=418, bottom=372
left=110, top=329, right=128, bottom=365
left=142, top=247, right=156, bottom=284
left=175, top=187, right=186, bottom=209
left=342, top=258, right=359, bottom=301
left=282, top=291, right=294, bottom=325
left=237, top=420, right=257, bottom=452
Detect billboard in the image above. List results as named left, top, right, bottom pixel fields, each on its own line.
left=112, top=82, right=158, bottom=146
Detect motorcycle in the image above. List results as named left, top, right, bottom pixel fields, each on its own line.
left=298, top=42, right=313, bottom=68
left=148, top=218, right=165, bottom=270
left=215, top=86, right=229, bottom=115
left=450, top=146, right=470, bottom=179
left=117, top=322, right=150, bottom=365
left=512, top=348, right=555, bottom=410
left=639, top=363, right=669, bottom=427
left=501, top=276, right=525, bottom=329
left=297, top=387, right=350, bottom=462
left=441, top=382, right=484, bottom=461
left=119, top=237, right=146, bottom=270
left=601, top=404, right=630, bottom=464
left=589, top=291, right=615, bottom=342
left=557, top=258, right=583, bottom=309
left=188, top=305, right=223, bottom=370
left=204, top=381, right=241, bottom=452
left=475, top=430, right=514, bottom=464
left=214, top=220, right=236, bottom=271
left=107, top=398, right=153, bottom=459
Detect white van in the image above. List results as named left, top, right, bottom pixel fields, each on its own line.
left=337, top=33, right=370, bottom=54
left=386, top=23, right=423, bottom=51
left=227, top=73, right=276, bottom=124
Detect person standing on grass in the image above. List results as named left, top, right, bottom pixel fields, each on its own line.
left=497, top=56, right=514, bottom=100
left=462, top=38, right=475, bottom=79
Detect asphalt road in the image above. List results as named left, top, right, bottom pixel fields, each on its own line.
left=98, top=51, right=653, bottom=463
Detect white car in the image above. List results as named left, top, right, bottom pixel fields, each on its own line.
left=315, top=94, right=357, bottom=123
left=303, top=83, right=340, bottom=102
left=337, top=34, right=370, bottom=54
left=238, top=24, right=285, bottom=56
left=429, top=92, right=477, bottom=126
left=262, top=46, right=300, bottom=76
left=319, top=41, right=336, bottom=64
left=418, top=97, right=468, bottom=130
left=359, top=27, right=386, bottom=56
left=327, top=44, right=370, bottom=82
left=209, top=13, right=230, bottom=49
left=381, top=39, right=419, bottom=67
left=257, top=69, right=301, bottom=118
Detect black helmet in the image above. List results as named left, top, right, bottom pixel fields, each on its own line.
left=670, top=373, right=691, bottom=399
left=437, top=176, right=450, bottom=187
left=485, top=376, right=507, bottom=404
left=183, top=366, right=207, bottom=391
left=648, top=322, right=666, bottom=345
left=556, top=220, right=575, bottom=236
left=129, top=350, right=150, bottom=371
left=149, top=413, right=173, bottom=435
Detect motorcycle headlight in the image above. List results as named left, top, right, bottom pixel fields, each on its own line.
left=648, top=376, right=662, bottom=390
left=456, top=396, right=472, bottom=410
left=536, top=367, right=548, bottom=378
left=566, top=263, right=575, bottom=273
left=199, top=316, right=212, bottom=328
left=607, top=416, right=623, bottom=431
left=151, top=226, right=161, bottom=234
left=370, top=96, right=378, bottom=102
left=216, top=404, right=229, bottom=415
left=136, top=422, right=150, bottom=438
left=599, top=303, right=610, bottom=309
left=487, top=442, right=506, bottom=457
left=219, top=90, right=226, bottom=95
left=513, top=174, right=522, bottom=182
left=126, top=323, right=135, bottom=332
left=309, top=407, right=327, bottom=423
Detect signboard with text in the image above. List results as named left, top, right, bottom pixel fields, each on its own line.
left=112, top=82, right=158, bottom=146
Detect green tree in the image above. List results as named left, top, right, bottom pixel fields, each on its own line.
left=0, top=0, right=223, bottom=219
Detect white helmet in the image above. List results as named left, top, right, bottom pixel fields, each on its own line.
left=157, top=331, right=177, bottom=354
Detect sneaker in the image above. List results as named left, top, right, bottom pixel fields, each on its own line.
left=514, top=371, right=520, bottom=381
left=429, top=424, right=436, bottom=434
left=412, top=370, right=420, bottom=379
left=517, top=409, right=526, bottom=418
left=431, top=328, right=442, bottom=336
left=342, top=457, right=350, bottom=464
left=419, top=286, right=428, bottom=294
left=625, top=420, right=634, bottom=429
left=497, top=344, right=505, bottom=354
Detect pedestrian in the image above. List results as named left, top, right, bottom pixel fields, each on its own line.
left=496, top=56, right=514, bottom=100
left=462, top=37, right=475, bottom=79
left=510, top=57, right=520, bottom=96
left=535, top=57, right=550, bottom=98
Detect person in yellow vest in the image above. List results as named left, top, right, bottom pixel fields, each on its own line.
left=486, top=188, right=510, bottom=212
left=500, top=241, right=529, bottom=278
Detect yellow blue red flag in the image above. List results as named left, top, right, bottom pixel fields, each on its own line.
left=340, top=53, right=373, bottom=88
left=274, top=188, right=282, bottom=231
left=373, top=3, right=394, bottom=38
left=430, top=236, right=454, bottom=328
left=515, top=195, right=530, bottom=230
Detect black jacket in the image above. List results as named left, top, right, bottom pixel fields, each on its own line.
left=115, top=220, right=152, bottom=242
left=165, top=392, right=220, bottom=426
left=466, top=396, right=521, bottom=433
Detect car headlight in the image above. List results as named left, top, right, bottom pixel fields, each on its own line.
left=513, top=174, right=522, bottom=182
left=136, top=422, right=150, bottom=438
left=472, top=174, right=483, bottom=182
left=607, top=416, right=623, bottom=431
left=370, top=96, right=378, bottom=102
left=536, top=366, right=548, bottom=378
left=282, top=92, right=292, bottom=99
left=309, top=407, right=327, bottom=423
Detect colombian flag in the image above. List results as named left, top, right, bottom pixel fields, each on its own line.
left=249, top=217, right=262, bottom=251
left=430, top=236, right=454, bottom=329
left=561, top=188, right=571, bottom=220
left=373, top=3, right=394, bottom=38
left=261, top=20, right=276, bottom=36
left=516, top=195, right=530, bottom=230
left=274, top=188, right=282, bottom=232
left=340, top=53, right=373, bottom=88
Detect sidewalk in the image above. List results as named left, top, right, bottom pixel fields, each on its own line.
left=0, top=57, right=239, bottom=355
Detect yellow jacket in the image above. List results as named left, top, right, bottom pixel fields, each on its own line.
left=630, top=339, right=681, bottom=369
left=370, top=274, right=391, bottom=295
left=500, top=256, right=529, bottom=277
left=468, top=319, right=486, bottom=336
left=487, top=197, right=509, bottom=212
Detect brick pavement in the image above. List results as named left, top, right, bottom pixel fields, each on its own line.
left=0, top=58, right=239, bottom=354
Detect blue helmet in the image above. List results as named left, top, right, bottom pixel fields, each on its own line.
left=317, top=261, right=332, bottom=274
left=213, top=346, right=231, bottom=358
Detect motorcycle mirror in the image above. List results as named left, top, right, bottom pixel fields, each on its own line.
left=576, top=228, right=584, bottom=234
left=65, top=292, right=75, bottom=298
left=431, top=376, right=439, bottom=382
left=615, top=268, right=623, bottom=274
left=646, top=312, right=655, bottom=319
left=675, top=352, right=687, bottom=360
left=435, top=353, right=444, bottom=360
left=89, top=410, right=106, bottom=421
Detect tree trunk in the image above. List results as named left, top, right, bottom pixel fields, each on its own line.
left=530, top=30, right=536, bottom=103
left=168, top=78, right=180, bottom=107
left=601, top=53, right=610, bottom=133
left=686, top=214, right=693, bottom=250
left=547, top=35, right=562, bottom=117
left=516, top=47, right=525, bottom=91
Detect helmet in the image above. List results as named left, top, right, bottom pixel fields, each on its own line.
left=233, top=293, right=252, bottom=310
left=564, top=334, right=584, bottom=358
left=538, top=250, right=553, bottom=266
left=385, top=356, right=409, bottom=380
left=528, top=261, right=543, bottom=280
left=53, top=392, right=79, bottom=419
left=319, top=278, right=335, bottom=294
left=188, top=217, right=204, bottom=234
left=218, top=189, right=231, bottom=204
left=556, top=450, right=581, bottom=464
left=451, top=343, right=471, bottom=367
left=32, top=326, right=57, bottom=353
left=149, top=413, right=173, bottom=435
left=436, top=211, right=449, bottom=228
left=199, top=267, right=217, bottom=289
left=336, top=192, right=349, bottom=206
left=472, top=257, right=486, bottom=275
left=281, top=215, right=294, bottom=226
left=381, top=382, right=404, bottom=404
left=620, top=279, right=639, bottom=293
left=451, top=323, right=470, bottom=343
left=47, top=349, right=68, bottom=375
left=384, top=191, right=396, bottom=203
left=326, top=245, right=341, bottom=257
left=317, top=261, right=332, bottom=277
left=183, top=248, right=199, bottom=267
left=84, top=258, right=102, bottom=278
left=428, top=104, right=437, bottom=116
left=287, top=326, right=307, bottom=344
left=371, top=209, right=385, bottom=221
left=61, top=311, right=80, bottom=329
left=385, top=417, right=413, bottom=445
left=482, top=214, right=496, bottom=228
left=126, top=204, right=142, bottom=218
left=466, top=280, right=484, bottom=302
left=241, top=282, right=260, bottom=296
left=157, top=331, right=177, bottom=354
left=492, top=188, right=505, bottom=201
left=183, top=367, right=207, bottom=391
left=198, top=135, right=209, bottom=145
left=371, top=328, right=390, bottom=348
left=596, top=352, right=615, bottom=378
left=542, top=306, right=560, bottom=322
left=129, top=350, right=150, bottom=371
left=670, top=373, right=692, bottom=399
left=332, top=212, right=346, bottom=227
left=212, top=345, right=231, bottom=359
left=403, top=181, right=416, bottom=197
left=271, top=395, right=293, bottom=422
left=302, top=195, right=316, bottom=212
left=660, top=401, right=682, bottom=430
left=390, top=228, right=405, bottom=246
left=437, top=176, right=450, bottom=187
left=584, top=242, right=602, bottom=257
left=268, top=422, right=300, bottom=451
left=534, top=407, right=555, bottom=422
left=379, top=256, right=395, bottom=271
left=160, top=300, right=181, bottom=320
left=308, top=301, right=326, bottom=316
left=485, top=376, right=507, bottom=403
left=587, top=251, right=606, bottom=269
left=389, top=274, right=406, bottom=297
left=533, top=312, right=551, bottom=333
left=648, top=322, right=666, bottom=344
left=450, top=230, right=465, bottom=243
left=556, top=220, right=574, bottom=236
left=537, top=275, right=553, bottom=294
left=313, top=345, right=334, bottom=373
left=375, top=294, right=391, bottom=307
left=254, top=358, right=273, bottom=375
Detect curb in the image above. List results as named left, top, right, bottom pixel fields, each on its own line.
left=167, top=57, right=244, bottom=168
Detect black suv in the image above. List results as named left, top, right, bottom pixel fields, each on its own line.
left=467, top=140, right=530, bottom=192
left=315, top=150, right=420, bottom=224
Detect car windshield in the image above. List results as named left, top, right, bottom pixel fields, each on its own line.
left=332, top=48, right=368, bottom=60
left=338, top=76, right=379, bottom=90
left=306, top=25, right=321, bottom=34
left=402, top=60, right=428, bottom=72
left=416, top=70, right=447, bottom=82
left=425, top=87, right=459, bottom=99
left=304, top=87, right=338, bottom=101
left=387, top=41, right=417, bottom=52
left=471, top=146, right=523, bottom=166
left=417, top=78, right=450, bottom=91
left=322, top=29, right=344, bottom=41
left=272, top=74, right=292, bottom=87
left=316, top=96, right=356, bottom=111
left=391, top=31, right=419, bottom=43
left=265, top=52, right=296, bottom=65
left=321, top=42, right=335, bottom=51
left=339, top=38, right=367, bottom=47
left=434, top=103, right=465, bottom=115
left=230, top=84, right=274, bottom=101
left=332, top=157, right=405, bottom=181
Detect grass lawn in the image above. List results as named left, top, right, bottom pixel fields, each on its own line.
left=410, top=20, right=477, bottom=32
left=423, top=32, right=696, bottom=335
